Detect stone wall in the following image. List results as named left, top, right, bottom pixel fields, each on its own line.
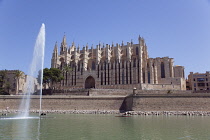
left=0, top=95, right=125, bottom=111
left=132, top=94, right=210, bottom=111
left=46, top=89, right=192, bottom=96
left=1, top=92, right=210, bottom=112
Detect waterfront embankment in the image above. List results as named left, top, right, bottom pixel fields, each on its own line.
left=1, top=110, right=210, bottom=116
left=1, top=89, right=210, bottom=115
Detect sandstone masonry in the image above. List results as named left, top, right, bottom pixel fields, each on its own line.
left=51, top=36, right=186, bottom=90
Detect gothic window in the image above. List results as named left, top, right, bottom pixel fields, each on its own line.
left=118, top=63, right=121, bottom=84
left=108, top=64, right=110, bottom=85
left=101, top=72, right=103, bottom=85
left=161, top=62, right=165, bottom=78
left=130, top=62, right=132, bottom=84
left=78, top=62, right=80, bottom=71
left=92, top=61, right=96, bottom=70
left=126, top=62, right=128, bottom=84
left=98, top=65, right=99, bottom=78
left=122, top=61, right=124, bottom=68
left=81, top=63, right=83, bottom=75
left=143, top=71, right=145, bottom=83
left=133, top=59, right=136, bottom=67
left=101, top=63, right=103, bottom=70
left=122, top=70, right=125, bottom=84
left=74, top=67, right=76, bottom=85
left=115, top=62, right=117, bottom=84
left=136, top=47, right=139, bottom=55
left=148, top=71, right=150, bottom=83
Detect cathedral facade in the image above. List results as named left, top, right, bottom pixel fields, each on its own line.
left=51, top=35, right=186, bottom=90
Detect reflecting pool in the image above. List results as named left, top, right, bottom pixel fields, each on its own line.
left=1, top=114, right=210, bottom=140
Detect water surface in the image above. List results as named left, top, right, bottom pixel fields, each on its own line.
left=0, top=114, right=210, bottom=140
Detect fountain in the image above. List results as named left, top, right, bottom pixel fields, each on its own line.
left=0, top=24, right=45, bottom=140
left=17, top=23, right=45, bottom=118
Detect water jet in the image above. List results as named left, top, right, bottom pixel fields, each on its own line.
left=17, top=23, right=45, bottom=119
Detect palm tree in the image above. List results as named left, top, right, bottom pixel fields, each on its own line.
left=15, top=70, right=24, bottom=95
left=62, top=65, right=72, bottom=86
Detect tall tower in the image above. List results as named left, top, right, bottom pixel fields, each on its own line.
left=51, top=42, right=58, bottom=68
left=60, top=35, right=67, bottom=55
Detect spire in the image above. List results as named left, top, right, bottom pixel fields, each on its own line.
left=54, top=41, right=58, bottom=52
left=72, top=41, right=75, bottom=47
left=121, top=40, right=124, bottom=46
left=77, top=44, right=80, bottom=53
left=131, top=39, right=133, bottom=44
left=86, top=43, right=88, bottom=51
left=138, top=35, right=141, bottom=42
left=62, top=34, right=67, bottom=45
left=99, top=41, right=101, bottom=49
left=53, top=42, right=58, bottom=57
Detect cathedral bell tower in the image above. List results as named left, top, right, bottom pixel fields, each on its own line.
left=60, top=35, right=67, bottom=55
left=51, top=42, right=58, bottom=68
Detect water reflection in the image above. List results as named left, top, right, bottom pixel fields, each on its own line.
left=1, top=114, right=210, bottom=140
left=0, top=115, right=40, bottom=140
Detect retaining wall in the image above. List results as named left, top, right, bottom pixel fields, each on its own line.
left=0, top=95, right=125, bottom=111
left=1, top=92, right=210, bottom=112
left=133, top=94, right=210, bottom=111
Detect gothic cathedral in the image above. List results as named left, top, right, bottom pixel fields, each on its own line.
left=51, top=35, right=186, bottom=90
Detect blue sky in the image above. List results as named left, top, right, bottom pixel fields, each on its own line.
left=0, top=0, right=210, bottom=78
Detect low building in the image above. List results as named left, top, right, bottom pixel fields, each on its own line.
left=188, top=71, right=210, bottom=91
left=0, top=70, right=40, bottom=95
left=0, top=70, right=25, bottom=94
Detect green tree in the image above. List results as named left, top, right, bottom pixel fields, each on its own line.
left=50, top=68, right=64, bottom=87
left=42, top=68, right=51, bottom=88
left=0, top=70, right=7, bottom=86
left=0, top=70, right=8, bottom=95
left=43, top=68, right=64, bottom=89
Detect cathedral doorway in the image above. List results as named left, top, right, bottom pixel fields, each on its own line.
left=85, top=76, right=95, bottom=89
